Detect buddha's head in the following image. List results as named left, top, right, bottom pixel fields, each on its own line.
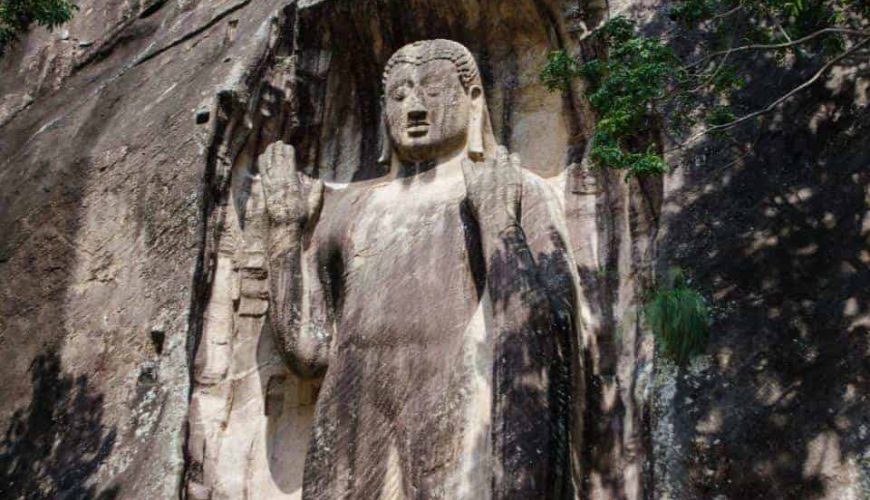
left=380, top=40, right=494, bottom=165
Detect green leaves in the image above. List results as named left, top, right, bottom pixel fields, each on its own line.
left=624, top=150, right=669, bottom=179
left=540, top=50, right=580, bottom=92
left=0, top=0, right=78, bottom=55
left=645, top=277, right=711, bottom=366
left=540, top=2, right=866, bottom=180
left=552, top=17, right=677, bottom=178
left=668, top=0, right=717, bottom=26
left=589, top=131, right=669, bottom=180
left=596, top=15, right=637, bottom=45
left=705, top=104, right=736, bottom=128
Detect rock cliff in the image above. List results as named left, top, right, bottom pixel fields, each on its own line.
left=0, top=0, right=866, bottom=498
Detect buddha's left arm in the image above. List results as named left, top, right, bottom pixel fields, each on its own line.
left=481, top=171, right=581, bottom=498
left=517, top=174, right=580, bottom=335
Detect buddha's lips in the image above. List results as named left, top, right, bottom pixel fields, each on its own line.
left=407, top=123, right=430, bottom=137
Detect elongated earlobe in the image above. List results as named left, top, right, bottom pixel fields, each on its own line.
left=467, top=86, right=484, bottom=161
left=377, top=106, right=392, bottom=165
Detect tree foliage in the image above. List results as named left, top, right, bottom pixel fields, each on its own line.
left=644, top=271, right=711, bottom=366
left=0, top=0, right=78, bottom=55
left=542, top=18, right=676, bottom=179
left=542, top=0, right=869, bottom=179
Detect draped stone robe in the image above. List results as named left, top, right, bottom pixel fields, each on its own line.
left=284, top=165, right=579, bottom=499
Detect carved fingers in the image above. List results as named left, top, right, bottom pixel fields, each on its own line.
left=243, top=175, right=270, bottom=253
left=500, top=146, right=523, bottom=218
left=306, top=176, right=325, bottom=227
left=258, top=141, right=323, bottom=229
left=462, top=145, right=522, bottom=232
left=259, top=141, right=301, bottom=226
left=460, top=157, right=483, bottom=217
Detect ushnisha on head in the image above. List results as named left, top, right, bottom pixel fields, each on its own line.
left=379, top=39, right=494, bottom=165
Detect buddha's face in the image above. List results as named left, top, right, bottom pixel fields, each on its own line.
left=385, top=59, right=477, bottom=163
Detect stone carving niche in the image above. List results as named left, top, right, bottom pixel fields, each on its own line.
left=184, top=1, right=649, bottom=499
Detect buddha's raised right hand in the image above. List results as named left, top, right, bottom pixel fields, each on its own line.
left=254, top=142, right=330, bottom=378
left=258, top=141, right=324, bottom=230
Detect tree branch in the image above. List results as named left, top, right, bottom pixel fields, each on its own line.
left=687, top=27, right=870, bottom=69
left=675, top=37, right=870, bottom=149
left=709, top=5, right=742, bottom=22
left=687, top=46, right=735, bottom=93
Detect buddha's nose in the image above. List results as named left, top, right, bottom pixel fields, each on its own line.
left=406, top=90, right=428, bottom=123
left=408, top=109, right=428, bottom=123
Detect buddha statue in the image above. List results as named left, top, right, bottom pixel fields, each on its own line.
left=257, top=39, right=582, bottom=499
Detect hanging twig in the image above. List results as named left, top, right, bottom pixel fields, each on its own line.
left=674, top=37, right=870, bottom=150
left=686, top=27, right=870, bottom=68
left=709, top=5, right=743, bottom=22
left=687, top=46, right=735, bottom=93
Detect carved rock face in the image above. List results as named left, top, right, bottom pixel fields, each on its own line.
left=384, top=58, right=472, bottom=163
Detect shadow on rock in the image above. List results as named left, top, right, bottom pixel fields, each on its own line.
left=660, top=38, right=870, bottom=499
left=0, top=351, right=118, bottom=499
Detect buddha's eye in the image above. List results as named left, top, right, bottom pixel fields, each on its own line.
left=424, top=86, right=442, bottom=97
left=391, top=86, right=409, bottom=101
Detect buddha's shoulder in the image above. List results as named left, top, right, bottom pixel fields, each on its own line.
left=521, top=168, right=559, bottom=199
left=322, top=177, right=385, bottom=206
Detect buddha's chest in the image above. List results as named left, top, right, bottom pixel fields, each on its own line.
left=348, top=179, right=468, bottom=263
left=336, top=178, right=481, bottom=342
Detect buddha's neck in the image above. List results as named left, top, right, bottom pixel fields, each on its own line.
left=389, top=148, right=466, bottom=183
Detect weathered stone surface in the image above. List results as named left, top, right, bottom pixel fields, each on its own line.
left=182, top=3, right=604, bottom=498
left=0, top=0, right=292, bottom=497
left=0, top=0, right=653, bottom=497
left=1, top=0, right=866, bottom=498
left=189, top=32, right=589, bottom=497
left=631, top=3, right=870, bottom=500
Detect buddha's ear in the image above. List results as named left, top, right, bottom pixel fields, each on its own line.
left=377, top=103, right=392, bottom=165
left=467, top=85, right=485, bottom=161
